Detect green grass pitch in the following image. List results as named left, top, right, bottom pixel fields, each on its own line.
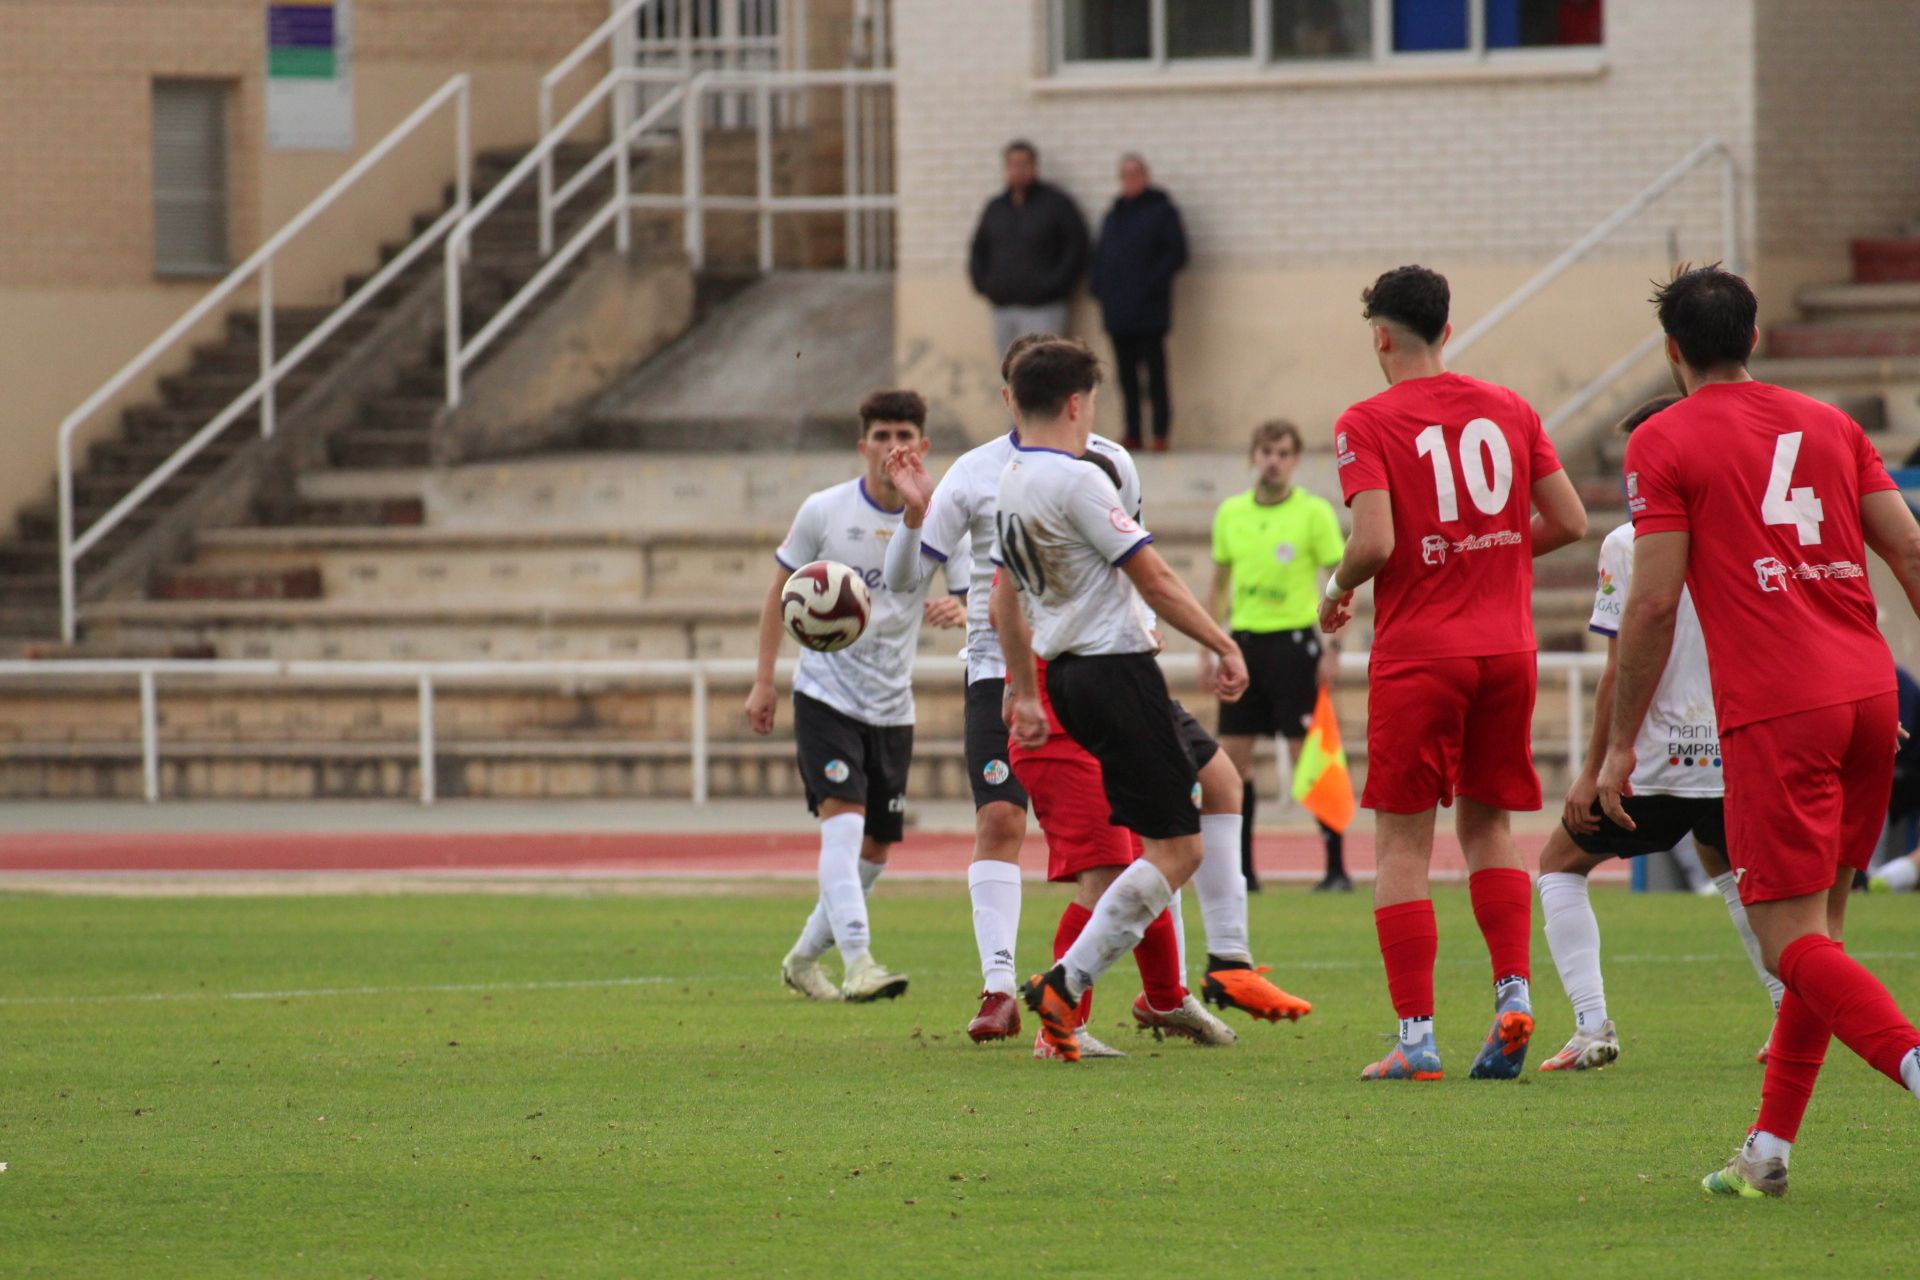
left=1, top=883, right=1914, bottom=1278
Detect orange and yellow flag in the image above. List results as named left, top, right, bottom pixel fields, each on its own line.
left=1291, top=686, right=1356, bottom=834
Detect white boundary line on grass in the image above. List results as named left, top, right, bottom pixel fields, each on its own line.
left=5, top=952, right=1915, bottom=1009
left=0, top=975, right=682, bottom=1008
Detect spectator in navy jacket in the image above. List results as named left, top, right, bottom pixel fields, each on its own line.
left=1090, top=154, right=1189, bottom=451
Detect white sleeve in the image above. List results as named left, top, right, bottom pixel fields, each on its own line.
left=1062, top=463, right=1154, bottom=566
left=775, top=494, right=825, bottom=572
left=882, top=511, right=928, bottom=592
left=918, top=467, right=972, bottom=564
left=945, top=532, right=973, bottom=596
left=1587, top=530, right=1629, bottom=637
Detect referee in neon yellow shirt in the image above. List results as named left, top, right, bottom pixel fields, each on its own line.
left=1202, top=420, right=1350, bottom=892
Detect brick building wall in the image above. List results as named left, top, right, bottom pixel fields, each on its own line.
left=892, top=0, right=1764, bottom=449
left=1753, top=0, right=1920, bottom=289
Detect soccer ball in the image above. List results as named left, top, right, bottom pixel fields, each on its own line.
left=781, top=560, right=872, bottom=653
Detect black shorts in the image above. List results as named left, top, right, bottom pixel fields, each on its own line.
left=1045, top=652, right=1201, bottom=840
left=964, top=678, right=1030, bottom=811
left=1170, top=700, right=1221, bottom=772
left=793, top=692, right=913, bottom=844
left=1217, top=629, right=1321, bottom=741
left=1565, top=794, right=1725, bottom=860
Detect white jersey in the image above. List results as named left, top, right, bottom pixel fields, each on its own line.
left=776, top=477, right=935, bottom=727
left=992, top=442, right=1156, bottom=660
left=1587, top=522, right=1721, bottom=796
left=890, top=429, right=1139, bottom=683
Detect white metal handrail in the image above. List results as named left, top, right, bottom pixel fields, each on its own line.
left=0, top=651, right=1605, bottom=807
left=55, top=76, right=473, bottom=646
left=443, top=68, right=691, bottom=409
left=539, top=0, right=811, bottom=256
left=1447, top=138, right=1740, bottom=436
left=445, top=66, right=897, bottom=407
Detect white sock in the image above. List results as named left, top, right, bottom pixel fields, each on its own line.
left=1880, top=857, right=1920, bottom=892
left=1400, top=1015, right=1433, bottom=1048
left=1746, top=1129, right=1792, bottom=1166
left=967, top=860, right=1022, bottom=996
left=1901, top=1046, right=1920, bottom=1101
left=792, top=856, right=886, bottom=961
left=1169, top=888, right=1188, bottom=980
left=817, top=813, right=870, bottom=964
left=1191, top=813, right=1251, bottom=964
left=1061, top=860, right=1174, bottom=998
left=1538, top=872, right=1608, bottom=1033
left=1712, top=871, right=1785, bottom=1009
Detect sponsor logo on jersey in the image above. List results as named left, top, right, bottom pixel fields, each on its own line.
left=1109, top=507, right=1140, bottom=535
left=982, top=759, right=1010, bottom=786
left=1336, top=433, right=1356, bottom=468
left=1190, top=782, right=1203, bottom=808
left=888, top=793, right=907, bottom=814
left=824, top=759, right=851, bottom=783
left=1625, top=472, right=1645, bottom=515
left=874, top=527, right=894, bottom=541
left=1748, top=555, right=1858, bottom=594
left=1754, top=557, right=1790, bottom=593
left=1598, top=568, right=1616, bottom=596
left=1422, top=529, right=1523, bottom=568
left=1274, top=543, right=1296, bottom=564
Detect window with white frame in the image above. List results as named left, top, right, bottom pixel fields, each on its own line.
left=1054, top=0, right=1602, bottom=69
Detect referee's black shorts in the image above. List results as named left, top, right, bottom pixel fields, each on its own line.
left=1045, top=652, right=1201, bottom=840
left=1218, top=628, right=1322, bottom=741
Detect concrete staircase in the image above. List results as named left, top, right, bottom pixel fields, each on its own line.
left=0, top=141, right=630, bottom=647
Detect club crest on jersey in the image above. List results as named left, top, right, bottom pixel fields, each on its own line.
left=824, top=759, right=851, bottom=783
left=1274, top=543, right=1296, bottom=564
left=1109, top=507, right=1140, bottom=535
left=1420, top=535, right=1449, bottom=566
left=982, top=759, right=1010, bottom=786
left=1336, top=433, right=1356, bottom=468
left=1626, top=472, right=1645, bottom=515
left=1753, top=557, right=1790, bottom=593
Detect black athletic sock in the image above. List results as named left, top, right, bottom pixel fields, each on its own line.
left=1241, top=780, right=1261, bottom=891
left=1319, top=820, right=1345, bottom=879
left=1207, top=954, right=1251, bottom=973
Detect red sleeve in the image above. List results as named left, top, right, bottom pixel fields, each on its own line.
left=1527, top=401, right=1562, bottom=480
left=1851, top=412, right=1898, bottom=497
left=1335, top=407, right=1385, bottom=506
left=1624, top=426, right=1688, bottom=536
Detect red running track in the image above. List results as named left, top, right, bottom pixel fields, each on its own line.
left=0, top=830, right=1566, bottom=879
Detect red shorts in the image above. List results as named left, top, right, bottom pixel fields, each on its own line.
left=1012, top=749, right=1143, bottom=883
left=1363, top=652, right=1541, bottom=814
left=1720, top=692, right=1897, bottom=905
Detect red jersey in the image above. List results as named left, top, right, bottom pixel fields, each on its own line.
left=1335, top=372, right=1562, bottom=660
left=1625, top=380, right=1896, bottom=731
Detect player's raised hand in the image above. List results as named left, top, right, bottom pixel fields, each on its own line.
left=884, top=445, right=934, bottom=519
left=745, top=679, right=778, bottom=737
left=1596, top=744, right=1637, bottom=830
left=1009, top=692, right=1049, bottom=750
left=1212, top=644, right=1250, bottom=703
left=1562, top=768, right=1602, bottom=835
left=923, top=595, right=966, bottom=629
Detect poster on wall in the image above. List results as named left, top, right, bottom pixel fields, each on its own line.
left=266, top=0, right=354, bottom=150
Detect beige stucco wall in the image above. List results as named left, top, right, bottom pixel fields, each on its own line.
left=0, top=0, right=607, bottom=532
left=893, top=0, right=1762, bottom=449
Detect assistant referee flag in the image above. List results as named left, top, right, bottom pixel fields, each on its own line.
left=1290, top=687, right=1355, bottom=833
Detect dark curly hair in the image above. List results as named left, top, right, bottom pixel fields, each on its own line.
left=1361, top=265, right=1450, bottom=345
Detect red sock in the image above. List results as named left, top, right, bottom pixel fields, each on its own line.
left=1055, top=902, right=1095, bottom=1023
left=1754, top=987, right=1831, bottom=1142
left=1374, top=900, right=1438, bottom=1019
left=1132, top=907, right=1187, bottom=1010
left=1777, top=934, right=1920, bottom=1085
left=1469, top=867, right=1532, bottom=984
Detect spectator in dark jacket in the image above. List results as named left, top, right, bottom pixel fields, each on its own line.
left=1089, top=154, right=1188, bottom=451
left=967, top=140, right=1090, bottom=361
